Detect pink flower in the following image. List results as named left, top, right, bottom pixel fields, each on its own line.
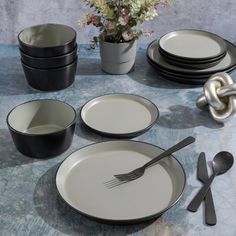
left=104, top=20, right=115, bottom=30
left=122, top=30, right=134, bottom=41
left=154, top=3, right=158, bottom=10
left=146, top=3, right=151, bottom=11
left=118, top=15, right=129, bottom=26
left=86, top=14, right=99, bottom=25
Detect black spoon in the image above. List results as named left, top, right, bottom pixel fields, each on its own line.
left=187, top=151, right=234, bottom=212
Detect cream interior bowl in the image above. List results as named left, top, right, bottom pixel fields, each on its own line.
left=7, top=99, right=76, bottom=158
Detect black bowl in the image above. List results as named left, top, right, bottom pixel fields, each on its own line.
left=18, top=24, right=76, bottom=57
left=20, top=44, right=78, bottom=69
left=22, top=57, right=77, bottom=91
left=7, top=99, right=76, bottom=158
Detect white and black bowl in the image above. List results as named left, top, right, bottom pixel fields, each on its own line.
left=20, top=44, right=78, bottom=69
left=21, top=57, right=77, bottom=91
left=7, top=99, right=76, bottom=158
left=18, top=23, right=77, bottom=57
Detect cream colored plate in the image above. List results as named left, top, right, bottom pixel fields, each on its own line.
left=80, top=94, right=159, bottom=137
left=56, top=141, right=186, bottom=223
left=159, top=30, right=226, bottom=60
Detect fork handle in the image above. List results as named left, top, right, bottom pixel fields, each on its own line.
left=143, top=136, right=195, bottom=168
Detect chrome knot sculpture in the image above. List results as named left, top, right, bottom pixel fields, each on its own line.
left=196, top=72, right=236, bottom=123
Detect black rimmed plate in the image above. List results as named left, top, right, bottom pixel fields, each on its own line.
left=159, top=49, right=225, bottom=70
left=18, top=23, right=77, bottom=57
left=147, top=40, right=236, bottom=76
left=158, top=45, right=226, bottom=65
left=56, top=140, right=186, bottom=224
left=147, top=58, right=207, bottom=85
left=158, top=29, right=227, bottom=61
left=80, top=94, right=159, bottom=138
left=147, top=57, right=236, bottom=85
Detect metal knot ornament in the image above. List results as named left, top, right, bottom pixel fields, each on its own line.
left=196, top=72, right=236, bottom=123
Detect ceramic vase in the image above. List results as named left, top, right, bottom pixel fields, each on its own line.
left=99, top=40, right=137, bottom=74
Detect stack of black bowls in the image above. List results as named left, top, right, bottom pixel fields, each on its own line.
left=18, top=23, right=77, bottom=91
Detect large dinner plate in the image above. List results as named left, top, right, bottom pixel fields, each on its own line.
left=147, top=57, right=236, bottom=85
left=80, top=94, right=159, bottom=138
left=159, top=29, right=226, bottom=61
left=147, top=40, right=236, bottom=76
left=56, top=140, right=186, bottom=224
left=147, top=58, right=207, bottom=85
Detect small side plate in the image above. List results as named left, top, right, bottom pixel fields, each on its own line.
left=159, top=29, right=227, bottom=61
left=80, top=94, right=159, bottom=138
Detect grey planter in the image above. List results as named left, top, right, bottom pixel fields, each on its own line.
left=99, top=40, right=137, bottom=74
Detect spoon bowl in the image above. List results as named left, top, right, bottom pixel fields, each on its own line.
left=212, top=151, right=234, bottom=175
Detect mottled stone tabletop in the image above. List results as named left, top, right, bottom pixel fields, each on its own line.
left=1, top=44, right=236, bottom=236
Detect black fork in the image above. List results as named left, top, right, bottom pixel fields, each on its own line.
left=104, top=136, right=195, bottom=188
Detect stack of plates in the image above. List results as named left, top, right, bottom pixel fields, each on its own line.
left=18, top=24, right=78, bottom=91
left=147, top=30, right=236, bottom=85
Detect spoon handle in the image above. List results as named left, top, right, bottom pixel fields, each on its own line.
left=205, top=187, right=217, bottom=225
left=187, top=173, right=216, bottom=212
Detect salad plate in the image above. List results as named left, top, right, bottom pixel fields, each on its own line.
left=80, top=94, right=159, bottom=138
left=159, top=29, right=226, bottom=61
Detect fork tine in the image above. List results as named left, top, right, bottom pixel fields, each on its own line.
left=105, top=180, right=130, bottom=188
left=104, top=178, right=120, bottom=185
left=104, top=179, right=121, bottom=187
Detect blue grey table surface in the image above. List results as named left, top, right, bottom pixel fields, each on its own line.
left=0, top=44, right=236, bottom=236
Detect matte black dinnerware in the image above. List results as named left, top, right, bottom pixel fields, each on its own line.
left=80, top=93, right=159, bottom=138
left=18, top=23, right=77, bottom=57
left=105, top=136, right=195, bottom=187
left=147, top=39, right=236, bottom=85
left=159, top=46, right=226, bottom=65
left=22, top=57, right=77, bottom=91
left=159, top=49, right=225, bottom=70
left=188, top=151, right=234, bottom=212
left=158, top=29, right=227, bottom=61
left=56, top=140, right=186, bottom=224
left=7, top=99, right=76, bottom=158
left=147, top=40, right=236, bottom=76
left=20, top=44, right=78, bottom=69
left=147, top=57, right=236, bottom=85
left=197, top=153, right=216, bottom=225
